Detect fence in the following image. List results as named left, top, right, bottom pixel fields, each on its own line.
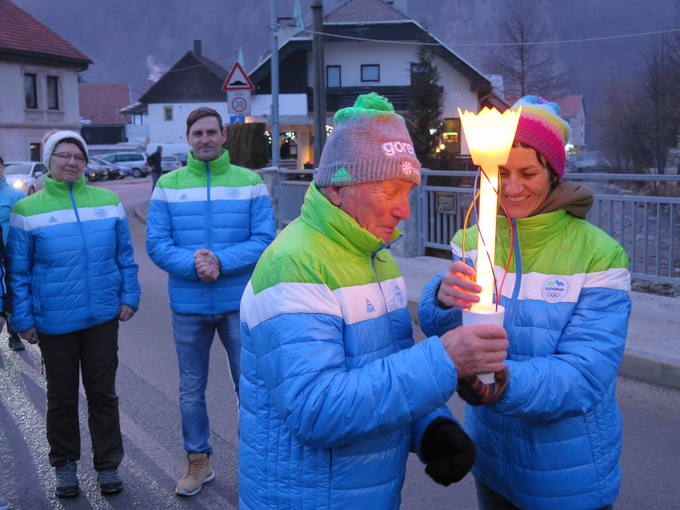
left=418, top=170, right=680, bottom=284
left=273, top=168, right=680, bottom=284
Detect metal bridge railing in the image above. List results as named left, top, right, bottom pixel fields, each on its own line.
left=418, top=170, right=680, bottom=284
left=277, top=169, right=314, bottom=226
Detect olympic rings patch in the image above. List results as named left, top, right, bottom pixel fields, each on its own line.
left=541, top=277, right=569, bottom=303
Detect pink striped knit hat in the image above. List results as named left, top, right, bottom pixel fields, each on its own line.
left=512, top=96, right=570, bottom=179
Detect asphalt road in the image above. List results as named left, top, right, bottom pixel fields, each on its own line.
left=0, top=178, right=679, bottom=509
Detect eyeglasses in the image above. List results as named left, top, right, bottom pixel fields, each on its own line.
left=52, top=153, right=86, bottom=164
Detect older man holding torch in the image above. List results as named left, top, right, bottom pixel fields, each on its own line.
left=237, top=93, right=509, bottom=510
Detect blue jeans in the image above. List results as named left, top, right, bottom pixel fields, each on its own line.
left=151, top=171, right=161, bottom=192
left=476, top=479, right=614, bottom=510
left=172, top=311, right=241, bottom=454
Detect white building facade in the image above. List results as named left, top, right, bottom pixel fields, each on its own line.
left=0, top=1, right=90, bottom=162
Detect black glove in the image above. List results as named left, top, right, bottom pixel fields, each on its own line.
left=420, top=417, right=476, bottom=486
left=456, top=366, right=510, bottom=407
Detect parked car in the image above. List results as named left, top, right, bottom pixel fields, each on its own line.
left=92, top=157, right=129, bottom=179
left=173, top=152, right=188, bottom=167
left=84, top=161, right=110, bottom=182
left=99, top=152, right=150, bottom=178
left=161, top=155, right=183, bottom=174
left=4, top=161, right=47, bottom=195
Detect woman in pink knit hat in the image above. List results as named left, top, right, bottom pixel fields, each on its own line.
left=418, top=96, right=632, bottom=510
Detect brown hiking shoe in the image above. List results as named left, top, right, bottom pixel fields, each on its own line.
left=175, top=453, right=214, bottom=496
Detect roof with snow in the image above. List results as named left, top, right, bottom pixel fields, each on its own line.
left=0, top=0, right=91, bottom=68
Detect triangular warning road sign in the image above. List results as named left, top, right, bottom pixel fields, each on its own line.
left=222, top=62, right=254, bottom=91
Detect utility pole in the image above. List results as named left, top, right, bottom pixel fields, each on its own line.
left=271, top=0, right=281, bottom=168
left=311, top=0, right=326, bottom=166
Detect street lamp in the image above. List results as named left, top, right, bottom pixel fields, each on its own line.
left=458, top=106, right=521, bottom=383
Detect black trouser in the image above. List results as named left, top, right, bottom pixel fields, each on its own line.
left=38, top=318, right=123, bottom=471
left=7, top=321, right=19, bottom=339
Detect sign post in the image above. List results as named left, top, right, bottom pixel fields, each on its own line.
left=223, top=62, right=255, bottom=117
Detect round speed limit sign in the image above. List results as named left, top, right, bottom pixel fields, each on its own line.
left=231, top=96, right=248, bottom=113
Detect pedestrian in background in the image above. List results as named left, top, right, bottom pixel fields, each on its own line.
left=8, top=130, right=141, bottom=498
left=146, top=107, right=275, bottom=497
left=419, top=96, right=631, bottom=510
left=238, top=94, right=508, bottom=510
left=0, top=155, right=26, bottom=351
left=147, top=145, right=163, bottom=192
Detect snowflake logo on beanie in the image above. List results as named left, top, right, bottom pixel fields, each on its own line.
left=402, top=161, right=415, bottom=176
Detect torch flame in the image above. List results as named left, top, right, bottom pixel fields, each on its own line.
left=458, top=106, right=522, bottom=311
left=458, top=107, right=522, bottom=167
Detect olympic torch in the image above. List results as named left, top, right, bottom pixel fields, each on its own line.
left=458, top=106, right=521, bottom=383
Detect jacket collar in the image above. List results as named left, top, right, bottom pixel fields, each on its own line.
left=44, top=173, right=86, bottom=196
left=0, top=176, right=7, bottom=190
left=498, top=210, right=571, bottom=249
left=300, top=182, right=401, bottom=257
left=186, top=149, right=231, bottom=177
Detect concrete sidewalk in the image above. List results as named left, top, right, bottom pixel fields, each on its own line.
left=134, top=200, right=680, bottom=391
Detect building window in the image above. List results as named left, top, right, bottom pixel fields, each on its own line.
left=442, top=118, right=461, bottom=154
left=29, top=143, right=41, bottom=162
left=47, top=76, right=59, bottom=110
left=164, top=106, right=173, bottom=121
left=361, top=64, right=380, bottom=83
left=410, top=62, right=427, bottom=85
left=24, top=74, right=38, bottom=109
left=326, top=65, right=341, bottom=87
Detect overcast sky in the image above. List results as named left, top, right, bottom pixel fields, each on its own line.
left=11, top=0, right=678, bottom=148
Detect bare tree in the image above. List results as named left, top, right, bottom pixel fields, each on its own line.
left=596, top=30, right=680, bottom=196
left=596, top=79, right=647, bottom=174
left=485, top=0, right=569, bottom=98
left=640, top=35, right=680, bottom=177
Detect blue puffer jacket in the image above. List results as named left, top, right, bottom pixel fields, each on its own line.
left=146, top=150, right=275, bottom=314
left=0, top=176, right=26, bottom=245
left=419, top=209, right=631, bottom=510
left=239, top=183, right=459, bottom=510
left=8, top=175, right=140, bottom=335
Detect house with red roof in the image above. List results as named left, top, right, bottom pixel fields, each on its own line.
left=78, top=82, right=131, bottom=145
left=553, top=95, right=585, bottom=149
left=0, top=0, right=91, bottom=161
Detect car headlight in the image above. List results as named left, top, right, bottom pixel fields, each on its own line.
left=13, top=180, right=24, bottom=188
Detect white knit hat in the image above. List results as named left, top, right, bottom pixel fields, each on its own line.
left=42, top=130, right=88, bottom=169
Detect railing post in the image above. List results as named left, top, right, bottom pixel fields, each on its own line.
left=418, top=170, right=428, bottom=256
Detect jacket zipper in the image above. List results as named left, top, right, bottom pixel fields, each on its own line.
left=501, top=219, right=521, bottom=489
left=205, top=162, right=214, bottom=313
left=371, top=236, right=400, bottom=344
left=69, top=183, right=92, bottom=321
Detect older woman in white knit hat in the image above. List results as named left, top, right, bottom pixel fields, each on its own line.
left=8, top=130, right=141, bottom=498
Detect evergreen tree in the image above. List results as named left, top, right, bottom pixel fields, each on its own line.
left=405, top=46, right=444, bottom=168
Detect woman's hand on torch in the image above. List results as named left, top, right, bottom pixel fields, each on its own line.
left=437, top=261, right=483, bottom=310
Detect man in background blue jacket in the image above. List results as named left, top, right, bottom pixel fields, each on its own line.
left=0, top=155, right=26, bottom=351
left=146, top=107, right=275, bottom=498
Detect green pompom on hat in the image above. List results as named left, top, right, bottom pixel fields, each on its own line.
left=317, top=93, right=421, bottom=187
